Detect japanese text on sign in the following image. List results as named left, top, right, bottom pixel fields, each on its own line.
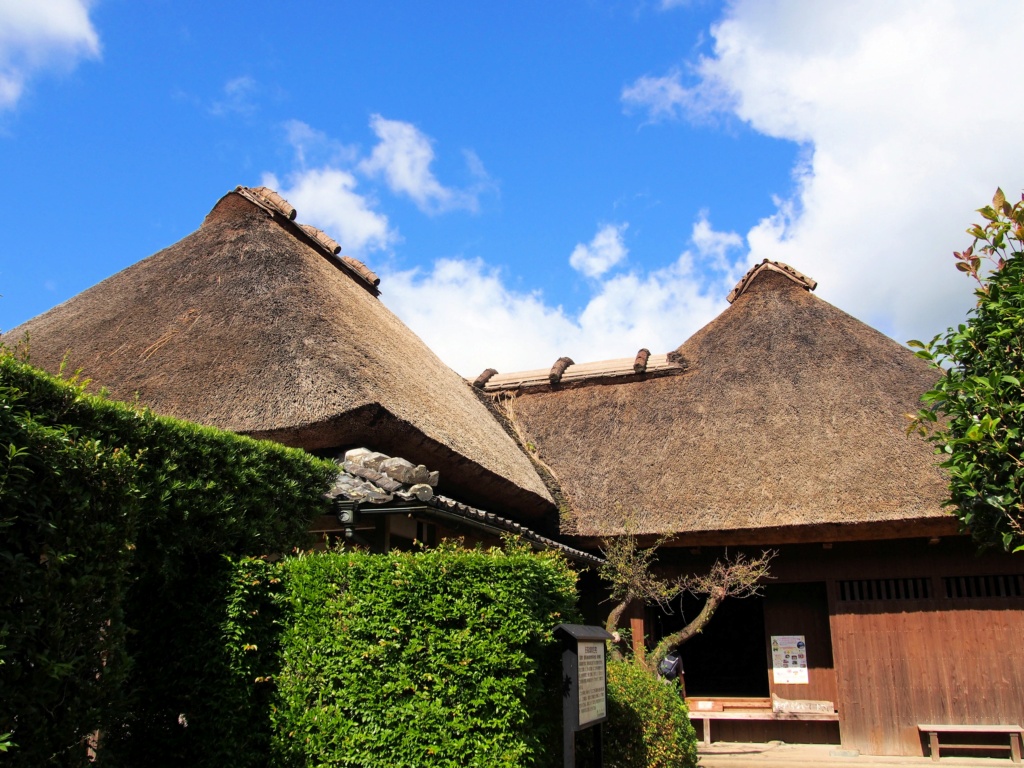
left=577, top=641, right=607, bottom=726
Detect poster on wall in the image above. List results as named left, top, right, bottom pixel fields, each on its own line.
left=771, top=635, right=808, bottom=684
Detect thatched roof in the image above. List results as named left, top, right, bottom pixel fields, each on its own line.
left=6, top=186, right=552, bottom=518
left=491, top=261, right=950, bottom=542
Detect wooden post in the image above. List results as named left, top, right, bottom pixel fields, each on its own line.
left=627, top=601, right=646, bottom=662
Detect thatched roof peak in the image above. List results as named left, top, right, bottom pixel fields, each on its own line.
left=501, top=262, right=947, bottom=542
left=221, top=185, right=379, bottom=296
left=727, top=259, right=817, bottom=303
left=7, top=185, right=554, bottom=519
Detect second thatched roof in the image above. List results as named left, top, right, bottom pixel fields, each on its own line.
left=488, top=261, right=950, bottom=543
left=6, top=186, right=552, bottom=518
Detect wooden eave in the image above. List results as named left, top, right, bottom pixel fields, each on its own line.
left=565, top=516, right=961, bottom=550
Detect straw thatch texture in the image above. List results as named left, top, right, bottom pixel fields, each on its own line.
left=504, top=267, right=948, bottom=538
left=6, top=190, right=552, bottom=517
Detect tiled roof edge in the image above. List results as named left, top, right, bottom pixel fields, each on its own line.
left=427, top=494, right=603, bottom=565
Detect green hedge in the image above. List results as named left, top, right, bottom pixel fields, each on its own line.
left=222, top=543, right=580, bottom=768
left=579, top=658, right=698, bottom=768
left=0, top=353, right=337, bottom=766
left=0, top=372, right=141, bottom=766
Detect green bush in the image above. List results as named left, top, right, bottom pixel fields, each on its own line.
left=0, top=353, right=337, bottom=766
left=591, top=657, right=698, bottom=768
left=909, top=188, right=1024, bottom=551
left=221, top=543, right=580, bottom=768
left=0, top=374, right=141, bottom=767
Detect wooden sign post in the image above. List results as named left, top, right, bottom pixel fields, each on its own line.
left=554, top=624, right=613, bottom=768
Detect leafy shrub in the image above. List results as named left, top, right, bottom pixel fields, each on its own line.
left=909, top=188, right=1024, bottom=551
left=591, top=657, right=698, bottom=768
left=0, top=353, right=337, bottom=766
left=0, top=374, right=141, bottom=767
left=221, top=543, right=580, bottom=768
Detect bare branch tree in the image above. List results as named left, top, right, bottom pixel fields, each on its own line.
left=600, top=515, right=775, bottom=672
left=647, top=551, right=775, bottom=671
left=599, top=530, right=679, bottom=660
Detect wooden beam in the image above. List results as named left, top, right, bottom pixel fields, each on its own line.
left=568, top=517, right=962, bottom=549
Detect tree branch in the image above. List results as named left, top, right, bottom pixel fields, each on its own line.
left=649, top=585, right=727, bottom=670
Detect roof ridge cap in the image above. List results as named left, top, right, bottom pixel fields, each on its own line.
left=236, top=185, right=297, bottom=220
left=230, top=185, right=381, bottom=297
left=727, top=260, right=817, bottom=303
left=482, top=350, right=686, bottom=392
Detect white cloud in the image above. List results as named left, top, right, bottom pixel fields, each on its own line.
left=359, top=114, right=482, bottom=214
left=381, top=216, right=745, bottom=377
left=625, top=0, right=1024, bottom=345
left=691, top=212, right=743, bottom=271
left=283, top=119, right=358, bottom=169
left=262, top=117, right=488, bottom=262
left=622, top=69, right=696, bottom=123
left=209, top=76, right=258, bottom=117
left=259, top=117, right=489, bottom=262
left=382, top=259, right=579, bottom=376
left=621, top=67, right=731, bottom=124
left=569, top=223, right=629, bottom=278
left=262, top=169, right=396, bottom=257
left=0, top=0, right=99, bottom=110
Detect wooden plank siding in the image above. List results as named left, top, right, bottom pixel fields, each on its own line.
left=654, top=538, right=1024, bottom=755
left=830, top=598, right=1024, bottom=756
left=762, top=582, right=838, bottom=705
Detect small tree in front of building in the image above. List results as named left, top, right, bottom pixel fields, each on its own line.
left=599, top=517, right=774, bottom=672
left=909, top=188, right=1024, bottom=552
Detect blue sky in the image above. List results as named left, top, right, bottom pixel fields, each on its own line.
left=2, top=1, right=1023, bottom=376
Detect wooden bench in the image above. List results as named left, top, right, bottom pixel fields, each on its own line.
left=687, top=698, right=838, bottom=746
left=918, top=724, right=1023, bottom=763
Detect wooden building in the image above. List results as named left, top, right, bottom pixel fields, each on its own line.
left=478, top=261, right=1024, bottom=756
left=9, top=188, right=1024, bottom=756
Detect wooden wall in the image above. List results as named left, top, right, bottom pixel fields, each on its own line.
left=762, top=582, right=837, bottom=705
left=657, top=537, right=1024, bottom=755
left=831, top=595, right=1024, bottom=755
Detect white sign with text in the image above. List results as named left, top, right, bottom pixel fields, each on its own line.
left=577, top=640, right=607, bottom=726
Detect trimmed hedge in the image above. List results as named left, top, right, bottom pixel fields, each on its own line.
left=577, top=657, right=699, bottom=768
left=223, top=543, right=580, bottom=768
left=597, top=658, right=699, bottom=768
left=0, top=373, right=141, bottom=766
left=0, top=353, right=337, bottom=766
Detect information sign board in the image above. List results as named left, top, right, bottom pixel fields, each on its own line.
left=553, top=623, right=613, bottom=768
left=771, top=634, right=809, bottom=684
left=577, top=640, right=607, bottom=727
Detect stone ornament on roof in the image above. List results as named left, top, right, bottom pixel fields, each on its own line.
left=329, top=448, right=438, bottom=504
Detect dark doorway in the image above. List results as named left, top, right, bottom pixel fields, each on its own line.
left=653, top=594, right=770, bottom=697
